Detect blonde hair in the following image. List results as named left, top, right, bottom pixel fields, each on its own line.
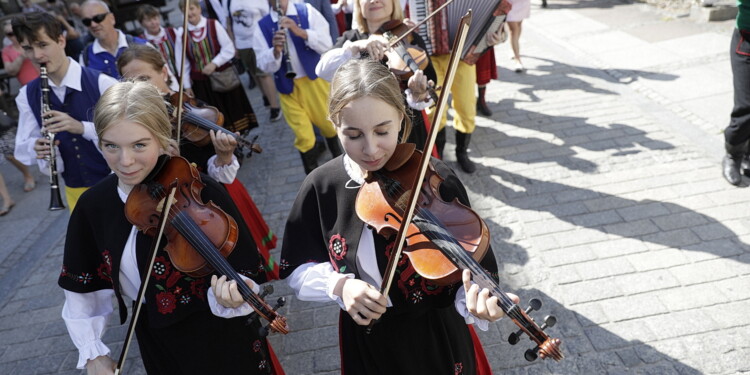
left=354, top=0, right=404, bottom=34
left=328, top=59, right=411, bottom=141
left=94, top=81, right=172, bottom=149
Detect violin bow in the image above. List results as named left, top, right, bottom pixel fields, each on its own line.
left=174, top=0, right=192, bottom=143
left=114, top=187, right=178, bottom=375
left=367, top=10, right=473, bottom=333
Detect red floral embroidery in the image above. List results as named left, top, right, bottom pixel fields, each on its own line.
left=279, top=258, right=290, bottom=270
left=190, top=278, right=207, bottom=300
left=156, top=291, right=177, bottom=314
left=152, top=256, right=171, bottom=280
left=454, top=362, right=463, bottom=375
left=328, top=234, right=347, bottom=261
left=96, top=263, right=112, bottom=282
left=166, top=270, right=182, bottom=288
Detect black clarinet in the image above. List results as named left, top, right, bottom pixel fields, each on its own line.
left=40, top=64, right=66, bottom=211
left=276, top=0, right=297, bottom=79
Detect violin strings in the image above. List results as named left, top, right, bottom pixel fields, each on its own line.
left=146, top=188, right=269, bottom=313
left=374, top=174, right=522, bottom=316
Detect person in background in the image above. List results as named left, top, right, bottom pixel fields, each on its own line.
left=228, top=0, right=283, bottom=122
left=79, top=0, right=148, bottom=78
left=252, top=0, right=340, bottom=174
left=506, top=0, right=530, bottom=73
left=1, top=21, right=38, bottom=197
left=179, top=0, right=259, bottom=135
left=20, top=0, right=46, bottom=13
left=13, top=11, right=116, bottom=211
left=304, top=0, right=340, bottom=44
left=723, top=0, right=750, bottom=185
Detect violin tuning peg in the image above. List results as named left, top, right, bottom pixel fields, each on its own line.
left=258, top=324, right=270, bottom=338
left=526, top=298, right=542, bottom=313
left=524, top=347, right=539, bottom=362
left=508, top=331, right=520, bottom=345
left=260, top=284, right=274, bottom=299
left=273, top=297, right=286, bottom=311
left=541, top=315, right=557, bottom=330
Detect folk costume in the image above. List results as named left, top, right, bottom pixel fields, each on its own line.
left=142, top=26, right=191, bottom=91
left=252, top=2, right=339, bottom=174
left=280, top=155, right=497, bottom=374
left=475, top=49, right=497, bottom=117
left=316, top=29, right=441, bottom=155
left=181, top=15, right=258, bottom=135
left=723, top=0, right=750, bottom=185
left=80, top=30, right=148, bottom=79
left=14, top=58, right=117, bottom=211
left=59, top=156, right=280, bottom=374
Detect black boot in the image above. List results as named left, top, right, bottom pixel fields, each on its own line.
left=326, top=136, right=343, bottom=158
left=742, top=155, right=750, bottom=177
left=299, top=149, right=319, bottom=174
left=722, top=141, right=746, bottom=186
left=477, top=86, right=492, bottom=117
left=455, top=131, right=476, bottom=173
left=435, top=128, right=446, bottom=159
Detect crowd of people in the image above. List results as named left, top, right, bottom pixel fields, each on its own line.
left=0, top=0, right=527, bottom=373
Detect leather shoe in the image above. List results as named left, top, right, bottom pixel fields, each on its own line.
left=722, top=154, right=743, bottom=186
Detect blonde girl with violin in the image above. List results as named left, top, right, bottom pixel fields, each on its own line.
left=117, top=44, right=281, bottom=279
left=58, top=81, right=282, bottom=374
left=280, top=59, right=517, bottom=374
left=316, top=0, right=441, bottom=154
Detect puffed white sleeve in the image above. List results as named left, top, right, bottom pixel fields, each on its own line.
left=61, top=289, right=115, bottom=369
left=454, top=283, right=491, bottom=331
left=303, top=4, right=334, bottom=55
left=316, top=46, right=352, bottom=82
left=287, top=261, right=354, bottom=310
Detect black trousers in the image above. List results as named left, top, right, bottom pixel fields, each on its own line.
left=725, top=28, right=750, bottom=147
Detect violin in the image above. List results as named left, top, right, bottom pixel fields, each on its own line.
left=355, top=11, right=564, bottom=362
left=375, top=20, right=430, bottom=80
left=166, top=92, right=263, bottom=155
left=124, top=155, right=288, bottom=335
left=356, top=143, right=489, bottom=286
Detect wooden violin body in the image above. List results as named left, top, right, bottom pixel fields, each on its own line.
left=124, top=156, right=288, bottom=335
left=356, top=146, right=489, bottom=285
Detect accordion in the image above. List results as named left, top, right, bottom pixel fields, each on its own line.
left=408, top=0, right=511, bottom=64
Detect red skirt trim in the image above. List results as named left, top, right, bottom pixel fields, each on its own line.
left=476, top=49, right=498, bottom=85
left=224, top=179, right=280, bottom=280
left=469, top=325, right=493, bottom=375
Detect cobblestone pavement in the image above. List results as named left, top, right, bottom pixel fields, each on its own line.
left=1, top=0, right=749, bottom=374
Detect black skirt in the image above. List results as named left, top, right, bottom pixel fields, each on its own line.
left=339, top=306, right=476, bottom=375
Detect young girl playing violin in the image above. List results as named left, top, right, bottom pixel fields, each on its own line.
left=280, top=59, right=517, bottom=374
left=58, top=81, right=281, bottom=374
left=117, top=44, right=280, bottom=278
left=316, top=0, right=440, bottom=154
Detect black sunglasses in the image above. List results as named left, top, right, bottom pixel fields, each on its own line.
left=82, top=12, right=109, bottom=27
left=5, top=32, right=13, bottom=37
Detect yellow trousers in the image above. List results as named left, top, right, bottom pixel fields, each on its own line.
left=279, top=77, right=337, bottom=152
left=427, top=56, right=477, bottom=134
left=65, top=186, right=88, bottom=213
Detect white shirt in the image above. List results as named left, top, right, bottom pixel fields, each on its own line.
left=62, top=186, right=257, bottom=369
left=316, top=47, right=434, bottom=110
left=286, top=155, right=490, bottom=329
left=14, top=58, right=117, bottom=175
left=230, top=0, right=271, bottom=50
left=179, top=16, right=235, bottom=69
left=251, top=3, right=333, bottom=78
left=142, top=27, right=192, bottom=90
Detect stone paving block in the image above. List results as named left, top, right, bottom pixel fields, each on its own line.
left=313, top=346, right=340, bottom=373
left=576, top=253, right=634, bottom=282
left=614, top=269, right=681, bottom=295
left=643, top=310, right=720, bottom=341
left=701, top=299, right=750, bottom=330
left=656, top=283, right=731, bottom=312
left=0, top=337, right=53, bottom=362
left=523, top=219, right=577, bottom=237
left=588, top=237, right=649, bottom=259
left=541, top=245, right=596, bottom=267
left=651, top=211, right=710, bottom=232
left=669, top=258, right=742, bottom=286
left=542, top=201, right=590, bottom=218
left=713, top=275, right=750, bottom=300
left=312, top=304, right=340, bottom=327
left=601, top=293, right=669, bottom=322
left=283, top=326, right=338, bottom=355
left=626, top=248, right=690, bottom=271
left=616, top=202, right=671, bottom=222
left=1, top=324, right=44, bottom=345
left=641, top=228, right=702, bottom=250
left=547, top=264, right=583, bottom=285
left=573, top=303, right=610, bottom=326
left=603, top=218, right=660, bottom=237
left=559, top=278, right=625, bottom=305
left=553, top=228, right=611, bottom=248
left=690, top=222, right=740, bottom=241
left=279, top=351, right=314, bottom=375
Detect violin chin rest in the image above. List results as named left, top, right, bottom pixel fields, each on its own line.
left=384, top=143, right=417, bottom=171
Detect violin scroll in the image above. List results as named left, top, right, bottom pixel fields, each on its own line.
left=507, top=298, right=564, bottom=362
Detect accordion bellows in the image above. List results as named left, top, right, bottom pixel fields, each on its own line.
left=408, top=0, right=512, bottom=64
